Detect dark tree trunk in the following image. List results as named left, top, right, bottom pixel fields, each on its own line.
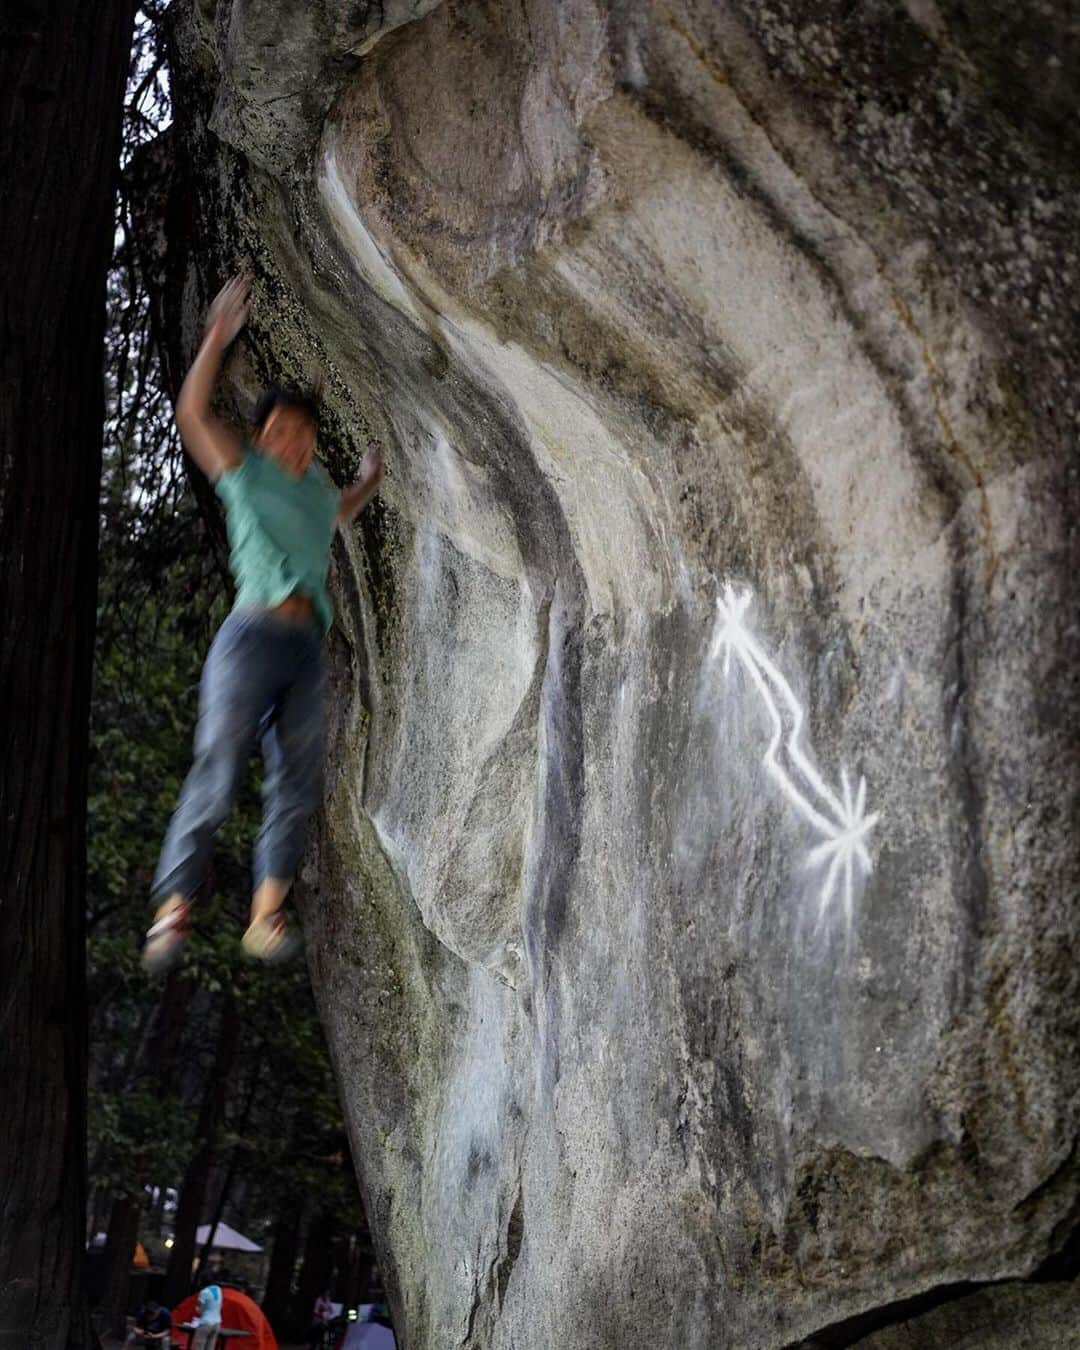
left=294, top=1208, right=335, bottom=1333
left=146, top=968, right=195, bottom=1070
left=87, top=1188, right=111, bottom=1247
left=341, top=1232, right=365, bottom=1313
left=127, top=127, right=232, bottom=587
left=329, top=1232, right=351, bottom=1302
left=0, top=2, right=136, bottom=1346
left=98, top=1195, right=140, bottom=1340
left=260, top=1197, right=303, bottom=1334
left=162, top=995, right=240, bottom=1308
left=193, top=1045, right=262, bottom=1278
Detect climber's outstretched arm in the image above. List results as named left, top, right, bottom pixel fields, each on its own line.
left=175, top=274, right=250, bottom=481
left=336, top=442, right=383, bottom=526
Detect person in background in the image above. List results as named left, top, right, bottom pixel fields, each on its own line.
left=129, top=1299, right=171, bottom=1347
left=193, top=1280, right=223, bottom=1350
left=310, top=1287, right=334, bottom=1348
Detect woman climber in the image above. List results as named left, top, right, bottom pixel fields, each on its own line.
left=143, top=273, right=383, bottom=970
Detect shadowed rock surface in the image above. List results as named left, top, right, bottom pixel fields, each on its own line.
left=144, top=1, right=1080, bottom=1345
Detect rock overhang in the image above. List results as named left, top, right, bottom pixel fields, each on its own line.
left=146, top=1, right=1080, bottom=1345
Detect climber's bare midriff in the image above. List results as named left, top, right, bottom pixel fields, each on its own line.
left=268, top=591, right=315, bottom=623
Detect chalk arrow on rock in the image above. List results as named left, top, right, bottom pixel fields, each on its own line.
left=708, top=581, right=881, bottom=925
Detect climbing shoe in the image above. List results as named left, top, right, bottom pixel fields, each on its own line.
left=142, top=899, right=191, bottom=975
left=241, top=909, right=300, bottom=965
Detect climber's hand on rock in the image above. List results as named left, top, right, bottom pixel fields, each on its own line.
left=175, top=273, right=248, bottom=480
left=336, top=443, right=384, bottom=527
left=204, top=272, right=251, bottom=346
left=361, top=440, right=383, bottom=485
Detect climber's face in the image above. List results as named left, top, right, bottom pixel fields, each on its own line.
left=257, top=404, right=316, bottom=477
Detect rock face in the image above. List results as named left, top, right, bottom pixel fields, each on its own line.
left=152, top=1, right=1080, bottom=1344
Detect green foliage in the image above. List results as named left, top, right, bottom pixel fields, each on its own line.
left=90, top=1087, right=195, bottom=1200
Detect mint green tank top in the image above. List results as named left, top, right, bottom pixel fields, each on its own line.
left=214, top=447, right=340, bottom=633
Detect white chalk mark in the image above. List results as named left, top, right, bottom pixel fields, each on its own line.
left=708, top=581, right=880, bottom=923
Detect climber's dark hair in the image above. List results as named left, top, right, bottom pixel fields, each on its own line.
left=252, top=384, right=320, bottom=431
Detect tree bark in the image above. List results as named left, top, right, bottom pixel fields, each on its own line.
left=127, top=128, right=232, bottom=588
left=87, top=1188, right=111, bottom=1248
left=0, top=3, right=136, bottom=1346
left=260, top=1198, right=303, bottom=1335
left=294, top=1208, right=336, bottom=1335
left=193, top=1045, right=262, bottom=1279
left=162, top=995, right=240, bottom=1309
left=341, top=1232, right=364, bottom=1316
left=98, top=1195, right=140, bottom=1340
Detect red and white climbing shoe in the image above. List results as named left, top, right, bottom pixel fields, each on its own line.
left=241, top=909, right=300, bottom=965
left=142, top=900, right=191, bottom=975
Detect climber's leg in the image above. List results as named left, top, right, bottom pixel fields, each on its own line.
left=243, top=621, right=325, bottom=959
left=148, top=610, right=276, bottom=925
